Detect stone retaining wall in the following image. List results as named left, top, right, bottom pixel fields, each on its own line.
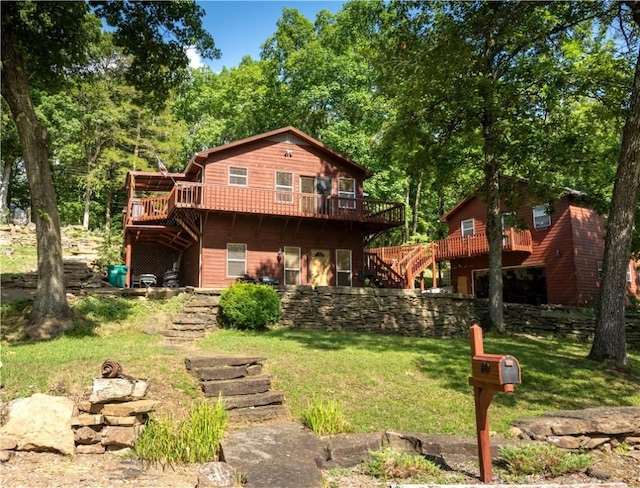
left=277, top=287, right=640, bottom=347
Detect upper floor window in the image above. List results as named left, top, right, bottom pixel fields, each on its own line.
left=533, top=205, right=551, bottom=229
left=461, top=218, right=474, bottom=237
left=338, top=178, right=356, bottom=209
left=229, top=166, right=247, bottom=186
left=276, top=171, right=293, bottom=203
left=227, top=243, right=246, bottom=277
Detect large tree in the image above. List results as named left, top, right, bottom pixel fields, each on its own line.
left=589, top=2, right=640, bottom=367
left=1, top=1, right=217, bottom=338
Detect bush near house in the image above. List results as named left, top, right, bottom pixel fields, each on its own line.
left=218, top=282, right=281, bottom=330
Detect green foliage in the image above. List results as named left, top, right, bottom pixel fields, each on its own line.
left=95, top=229, right=124, bottom=271
left=363, top=448, right=448, bottom=482
left=499, top=443, right=593, bottom=478
left=302, top=397, right=352, bottom=435
left=218, top=283, right=281, bottom=330
left=134, top=398, right=227, bottom=466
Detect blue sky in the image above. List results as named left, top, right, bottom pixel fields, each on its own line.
left=189, top=1, right=345, bottom=71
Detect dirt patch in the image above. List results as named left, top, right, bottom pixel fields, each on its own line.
left=1, top=444, right=638, bottom=488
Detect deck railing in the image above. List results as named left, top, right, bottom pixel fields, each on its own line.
left=433, top=228, right=532, bottom=260
left=128, top=182, right=404, bottom=225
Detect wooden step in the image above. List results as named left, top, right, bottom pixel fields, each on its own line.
left=222, top=391, right=284, bottom=410
left=201, top=376, right=271, bottom=397
left=195, top=364, right=262, bottom=381
left=185, top=356, right=265, bottom=370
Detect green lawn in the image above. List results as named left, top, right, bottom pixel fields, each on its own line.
left=2, top=295, right=638, bottom=437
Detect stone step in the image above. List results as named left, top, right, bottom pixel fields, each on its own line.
left=195, top=364, right=262, bottom=381
left=223, top=391, right=284, bottom=410
left=160, top=329, right=205, bottom=339
left=185, top=356, right=265, bottom=370
left=166, top=323, right=206, bottom=332
left=227, top=404, right=288, bottom=422
left=183, top=306, right=219, bottom=315
left=186, top=296, right=221, bottom=307
left=201, top=376, right=271, bottom=398
left=171, top=314, right=208, bottom=325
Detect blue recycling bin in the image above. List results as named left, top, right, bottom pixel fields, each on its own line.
left=107, top=265, right=129, bottom=288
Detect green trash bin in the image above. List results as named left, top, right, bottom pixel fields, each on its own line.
left=107, top=265, right=129, bottom=288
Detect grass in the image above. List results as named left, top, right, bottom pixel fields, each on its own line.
left=2, top=301, right=639, bottom=436
left=302, top=397, right=353, bottom=435
left=498, top=443, right=594, bottom=480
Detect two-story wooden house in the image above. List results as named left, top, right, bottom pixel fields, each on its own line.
left=122, top=127, right=404, bottom=288
left=436, top=185, right=640, bottom=306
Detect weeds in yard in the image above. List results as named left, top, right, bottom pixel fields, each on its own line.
left=302, top=397, right=353, bottom=435
left=362, top=448, right=454, bottom=483
left=135, top=397, right=227, bottom=466
left=498, top=443, right=593, bottom=480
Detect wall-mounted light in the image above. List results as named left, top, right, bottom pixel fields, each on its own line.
left=284, top=150, right=293, bottom=158
left=277, top=248, right=283, bottom=263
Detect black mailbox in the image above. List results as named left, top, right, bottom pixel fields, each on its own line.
left=471, top=354, right=521, bottom=386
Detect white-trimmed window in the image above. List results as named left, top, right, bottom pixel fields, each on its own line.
left=229, top=166, right=247, bottom=186
left=284, top=246, right=300, bottom=285
left=461, top=219, right=475, bottom=237
left=336, top=249, right=352, bottom=286
left=533, top=205, right=551, bottom=229
left=338, top=178, right=356, bottom=209
left=227, top=243, right=246, bottom=277
left=627, top=264, right=633, bottom=283
left=276, top=171, right=293, bottom=203
left=597, top=260, right=603, bottom=280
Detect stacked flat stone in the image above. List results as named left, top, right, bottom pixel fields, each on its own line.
left=72, top=377, right=159, bottom=454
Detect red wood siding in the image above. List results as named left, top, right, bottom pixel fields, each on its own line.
left=180, top=239, right=201, bottom=287
left=203, top=137, right=365, bottom=197
left=569, top=206, right=605, bottom=305
left=200, top=213, right=365, bottom=288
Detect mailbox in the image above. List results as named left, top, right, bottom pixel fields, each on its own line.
left=471, top=353, right=521, bottom=386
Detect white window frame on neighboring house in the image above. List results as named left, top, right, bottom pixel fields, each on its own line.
left=229, top=166, right=248, bottom=186
left=275, top=171, right=294, bottom=203
left=627, top=263, right=633, bottom=283
left=338, top=178, right=356, bottom=209
left=461, top=218, right=475, bottom=237
left=284, top=246, right=301, bottom=285
left=533, top=205, right=551, bottom=229
left=597, top=260, right=603, bottom=280
left=227, top=243, right=246, bottom=277
left=336, top=249, right=352, bottom=286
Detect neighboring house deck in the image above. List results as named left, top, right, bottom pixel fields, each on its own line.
left=367, top=182, right=639, bottom=307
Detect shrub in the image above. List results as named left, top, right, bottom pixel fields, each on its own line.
left=218, top=282, right=281, bottom=330
left=499, top=443, right=593, bottom=478
left=302, top=397, right=353, bottom=435
left=363, top=448, right=447, bottom=482
left=135, top=398, right=227, bottom=465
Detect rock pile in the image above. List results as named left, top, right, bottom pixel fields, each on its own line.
left=0, top=374, right=158, bottom=460
left=512, top=407, right=640, bottom=456
left=72, top=376, right=159, bottom=454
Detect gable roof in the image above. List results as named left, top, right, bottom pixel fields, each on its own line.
left=439, top=176, right=588, bottom=223
left=185, top=126, right=374, bottom=179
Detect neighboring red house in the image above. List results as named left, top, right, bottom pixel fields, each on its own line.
left=436, top=186, right=640, bottom=306
left=122, top=127, right=404, bottom=288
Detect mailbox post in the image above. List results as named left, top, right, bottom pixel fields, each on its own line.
left=469, top=324, right=521, bottom=483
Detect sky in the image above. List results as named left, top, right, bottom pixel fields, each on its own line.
left=188, top=1, right=345, bottom=71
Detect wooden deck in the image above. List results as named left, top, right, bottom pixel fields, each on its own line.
left=126, top=182, right=405, bottom=226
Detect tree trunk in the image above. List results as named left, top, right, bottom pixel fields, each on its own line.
left=82, top=186, right=91, bottom=230
left=1, top=7, right=73, bottom=335
left=412, top=173, right=423, bottom=237
left=105, top=186, right=112, bottom=232
left=481, top=31, right=505, bottom=333
left=588, top=43, right=640, bottom=367
left=0, top=162, right=12, bottom=223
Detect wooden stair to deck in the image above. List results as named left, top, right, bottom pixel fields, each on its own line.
left=185, top=356, right=287, bottom=422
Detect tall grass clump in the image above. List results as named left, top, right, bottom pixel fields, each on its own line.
left=135, top=398, right=227, bottom=465
left=302, top=397, right=352, bottom=435
left=363, top=448, right=453, bottom=483
left=218, top=283, right=281, bottom=330
left=499, top=443, right=593, bottom=479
